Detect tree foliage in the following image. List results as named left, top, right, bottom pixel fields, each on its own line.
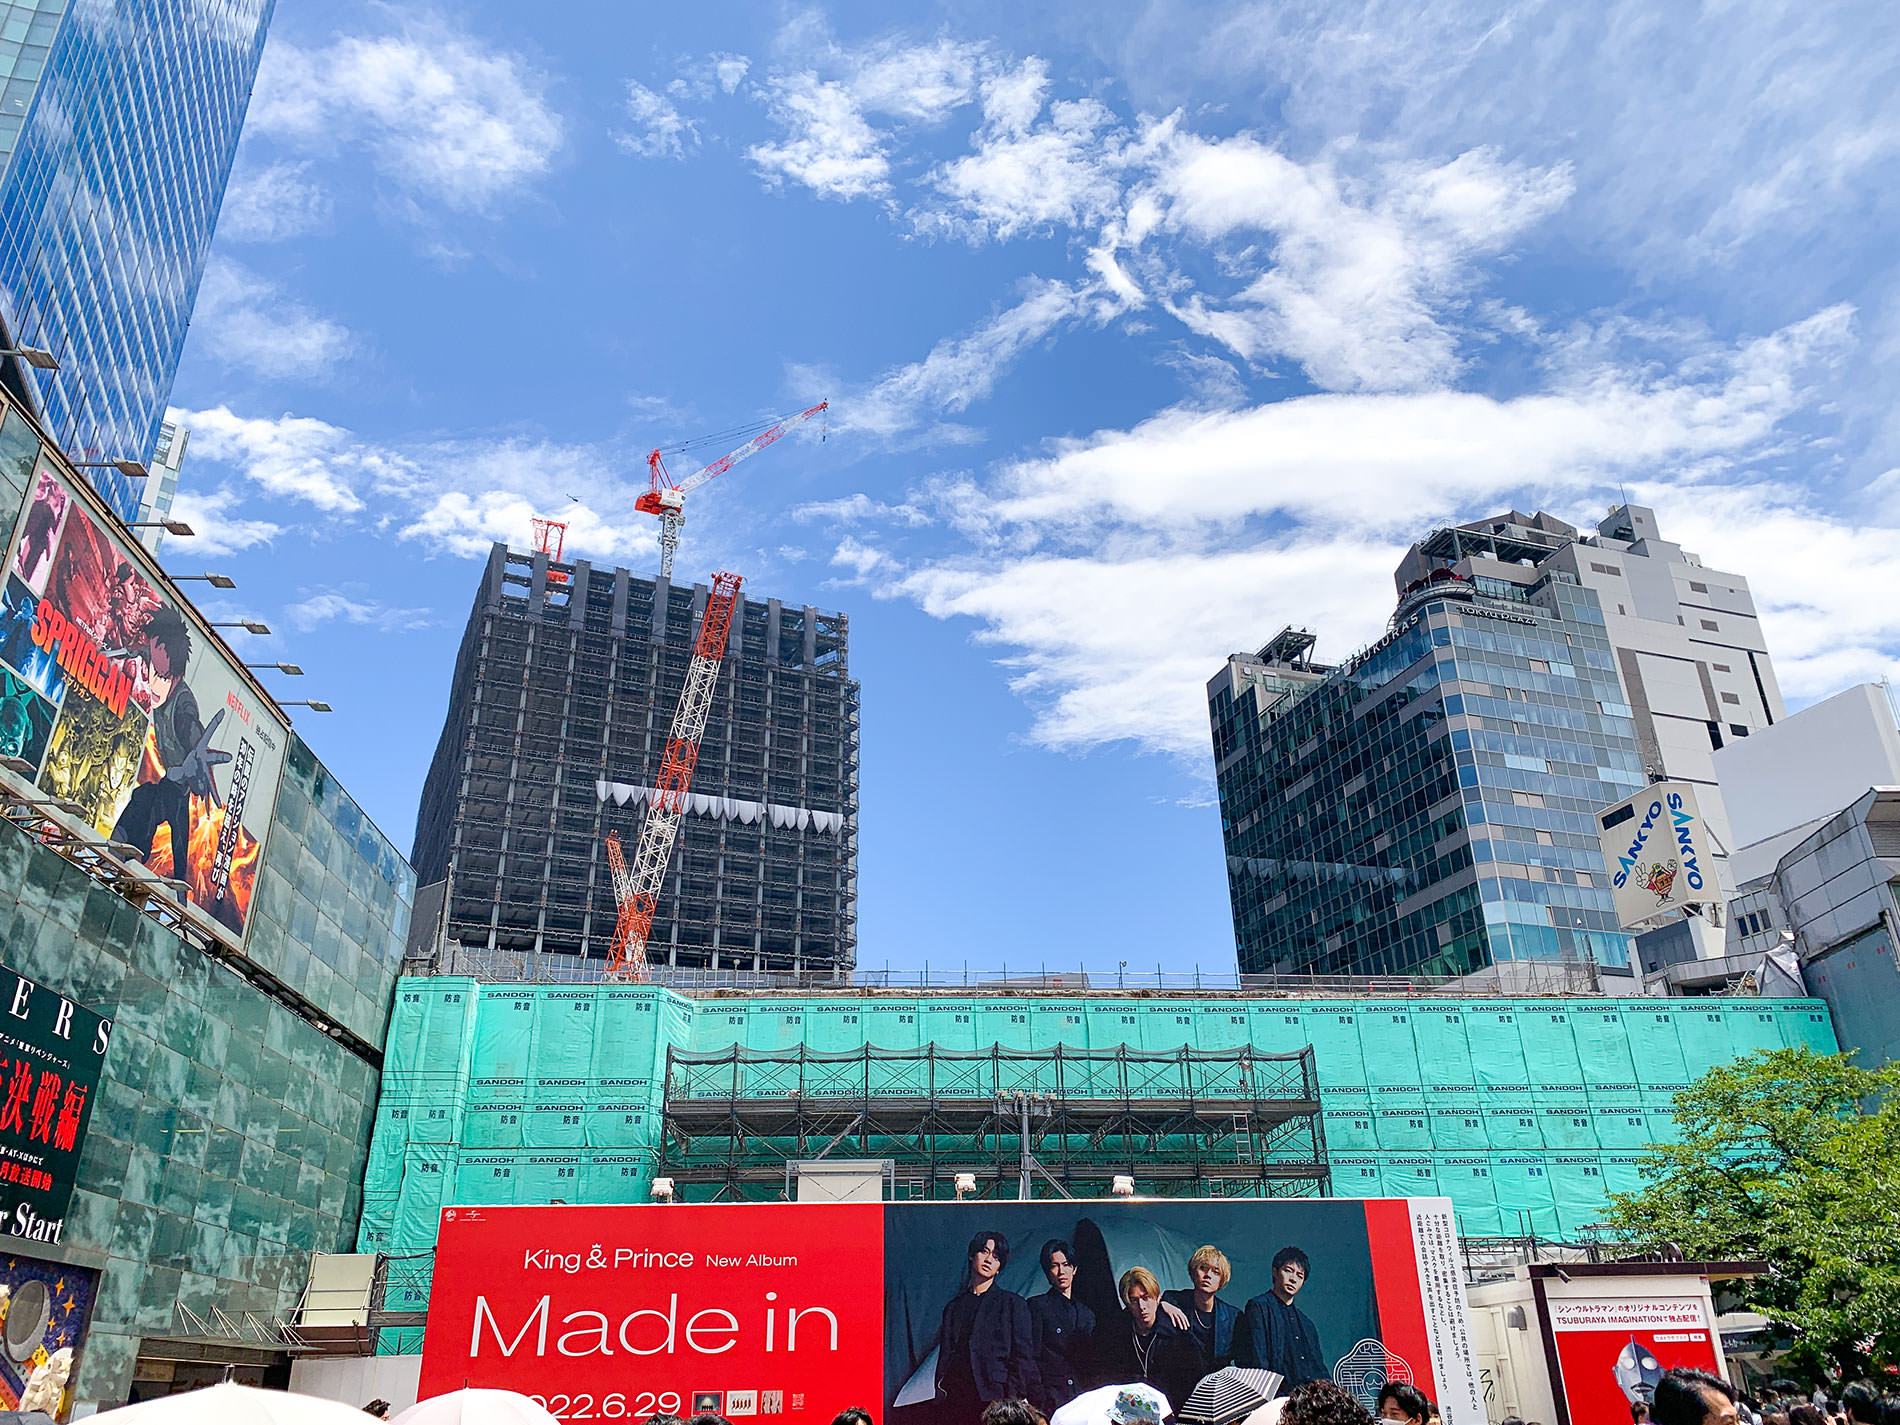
left=1603, top=1047, right=1900, bottom=1376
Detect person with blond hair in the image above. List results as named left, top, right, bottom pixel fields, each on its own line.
left=1159, top=1244, right=1243, bottom=1370
left=1095, top=1266, right=1208, bottom=1414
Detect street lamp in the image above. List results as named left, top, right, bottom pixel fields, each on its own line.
left=170, top=574, right=235, bottom=588
left=278, top=700, right=332, bottom=713
left=0, top=346, right=57, bottom=371
left=70, top=458, right=149, bottom=480
left=126, top=520, right=192, bottom=536
left=209, top=620, right=270, bottom=636
left=245, top=662, right=303, bottom=676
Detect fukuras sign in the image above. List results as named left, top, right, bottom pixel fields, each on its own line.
left=1597, top=781, right=1713, bottom=928
left=0, top=968, right=110, bottom=1246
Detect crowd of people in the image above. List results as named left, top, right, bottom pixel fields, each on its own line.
left=932, top=1229, right=1336, bottom=1419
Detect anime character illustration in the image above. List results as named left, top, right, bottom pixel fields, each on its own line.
left=10, top=471, right=67, bottom=594
left=1642, top=861, right=1679, bottom=905
left=111, top=607, right=225, bottom=875
left=0, top=665, right=57, bottom=771
left=0, top=576, right=62, bottom=704
left=39, top=682, right=147, bottom=835
left=41, top=503, right=163, bottom=712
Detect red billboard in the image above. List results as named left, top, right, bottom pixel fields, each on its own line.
left=1548, top=1296, right=1722, bottom=1425
left=420, top=1199, right=1482, bottom=1425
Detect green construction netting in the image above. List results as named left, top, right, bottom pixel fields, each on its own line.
left=357, top=985, right=1842, bottom=1265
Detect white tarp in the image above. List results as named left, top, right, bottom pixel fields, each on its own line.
left=596, top=780, right=844, bottom=836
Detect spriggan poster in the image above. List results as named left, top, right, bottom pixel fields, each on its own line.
left=0, top=460, right=288, bottom=945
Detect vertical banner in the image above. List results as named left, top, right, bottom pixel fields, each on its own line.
left=0, top=461, right=287, bottom=946
left=1548, top=1296, right=1721, bottom=1424
left=421, top=1199, right=1484, bottom=1425
left=0, top=968, right=110, bottom=1245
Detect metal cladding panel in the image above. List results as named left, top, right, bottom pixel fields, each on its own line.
left=1356, top=1003, right=1424, bottom=1088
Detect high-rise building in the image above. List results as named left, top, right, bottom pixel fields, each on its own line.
left=1398, top=505, right=1783, bottom=863
left=1212, top=523, right=1647, bottom=979
left=412, top=543, right=859, bottom=977
left=132, top=417, right=186, bottom=552
left=0, top=0, right=273, bottom=519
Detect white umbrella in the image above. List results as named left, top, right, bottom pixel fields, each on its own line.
left=92, top=1382, right=375, bottom=1422
left=392, top=1389, right=562, bottom=1425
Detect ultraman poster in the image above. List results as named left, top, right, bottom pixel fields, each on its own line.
left=0, top=460, right=286, bottom=945
left=419, top=1199, right=1482, bottom=1425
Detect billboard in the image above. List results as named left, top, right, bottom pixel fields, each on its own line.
left=0, top=1251, right=99, bottom=1419
left=0, top=459, right=286, bottom=944
left=1548, top=1296, right=1721, bottom=1425
left=0, top=966, right=111, bottom=1246
left=1596, top=782, right=1714, bottom=929
left=419, top=1199, right=1483, bottom=1425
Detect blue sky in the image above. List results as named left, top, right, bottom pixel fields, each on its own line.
left=165, top=0, right=1900, bottom=974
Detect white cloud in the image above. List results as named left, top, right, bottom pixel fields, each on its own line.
left=218, top=159, right=331, bottom=241
left=285, top=592, right=432, bottom=632
left=618, top=81, right=697, bottom=160
left=166, top=489, right=281, bottom=556
left=251, top=22, right=563, bottom=213
left=793, top=493, right=930, bottom=526
left=927, top=88, right=1128, bottom=242
left=1137, top=135, right=1574, bottom=391
left=748, top=31, right=990, bottom=201
left=712, top=54, right=750, bottom=94
left=829, top=278, right=1093, bottom=439
left=175, top=405, right=395, bottom=513
left=192, top=260, right=353, bottom=381
left=876, top=307, right=1856, bottom=757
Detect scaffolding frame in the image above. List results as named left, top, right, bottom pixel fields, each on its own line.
left=659, top=1042, right=1330, bottom=1201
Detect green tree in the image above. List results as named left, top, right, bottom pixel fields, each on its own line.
left=1603, top=1047, right=1900, bottom=1377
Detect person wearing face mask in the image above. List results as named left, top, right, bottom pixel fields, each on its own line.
left=1159, top=1245, right=1243, bottom=1370
left=1375, top=1383, right=1433, bottom=1425
left=1242, top=1246, right=1327, bottom=1391
left=935, top=1230, right=1041, bottom=1424
left=1096, top=1267, right=1209, bottom=1413
left=1030, top=1238, right=1097, bottom=1414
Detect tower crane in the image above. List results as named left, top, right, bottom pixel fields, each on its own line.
left=637, top=401, right=827, bottom=580
left=605, top=569, right=744, bottom=977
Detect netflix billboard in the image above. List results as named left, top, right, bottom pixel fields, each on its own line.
left=420, top=1199, right=1483, bottom=1425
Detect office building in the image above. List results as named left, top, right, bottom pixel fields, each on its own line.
left=1396, top=505, right=1783, bottom=867
left=1211, top=540, right=1645, bottom=980
left=132, top=418, right=187, bottom=553
left=411, top=543, right=859, bottom=977
left=0, top=0, right=273, bottom=519
left=0, top=384, right=412, bottom=1409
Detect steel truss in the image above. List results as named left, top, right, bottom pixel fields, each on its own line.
left=659, top=1042, right=1330, bottom=1201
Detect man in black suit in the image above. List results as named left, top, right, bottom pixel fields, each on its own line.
left=933, top=1229, right=1040, bottom=1423
left=1029, top=1237, right=1096, bottom=1414
left=1242, top=1246, right=1326, bottom=1389
left=1096, top=1267, right=1209, bottom=1414
left=1160, top=1244, right=1244, bottom=1370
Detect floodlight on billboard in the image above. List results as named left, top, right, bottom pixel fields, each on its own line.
left=1596, top=781, right=1713, bottom=929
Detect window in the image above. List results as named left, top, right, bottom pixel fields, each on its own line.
left=1721, top=691, right=1740, bottom=704
left=1713, top=662, right=1731, bottom=672
left=1701, top=619, right=1719, bottom=631
left=1730, top=723, right=1749, bottom=736
left=1690, top=581, right=1708, bottom=592
left=1618, top=604, right=1627, bottom=615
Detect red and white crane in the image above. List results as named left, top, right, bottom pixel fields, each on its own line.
left=605, top=569, right=744, bottom=977
left=636, top=401, right=826, bottom=580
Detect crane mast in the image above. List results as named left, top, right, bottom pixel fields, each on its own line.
left=606, top=570, right=743, bottom=977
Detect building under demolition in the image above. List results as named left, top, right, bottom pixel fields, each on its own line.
left=411, top=543, right=859, bottom=975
